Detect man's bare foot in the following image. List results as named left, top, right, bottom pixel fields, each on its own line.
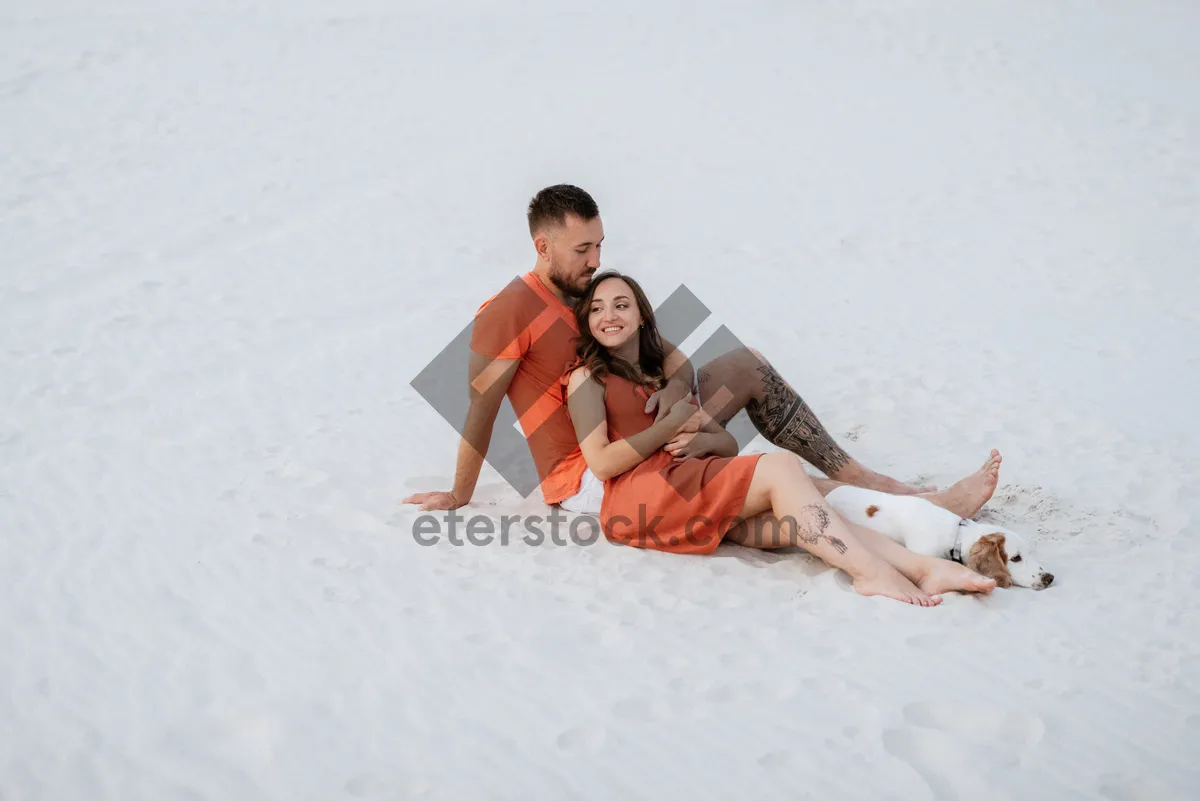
left=919, top=449, right=1002, bottom=518
left=852, top=565, right=943, bottom=607
left=914, top=558, right=996, bottom=596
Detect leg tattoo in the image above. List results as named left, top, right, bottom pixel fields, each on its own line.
left=791, top=504, right=849, bottom=554
left=746, top=365, right=852, bottom=477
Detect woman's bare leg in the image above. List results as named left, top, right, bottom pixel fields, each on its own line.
left=735, top=452, right=942, bottom=606
left=724, top=512, right=801, bottom=550
left=726, top=510, right=996, bottom=596
left=842, top=522, right=996, bottom=595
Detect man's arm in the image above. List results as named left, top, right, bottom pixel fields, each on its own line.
left=663, top=338, right=695, bottom=392
left=404, top=352, right=519, bottom=511
left=644, top=338, right=695, bottom=421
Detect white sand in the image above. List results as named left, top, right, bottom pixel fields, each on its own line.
left=3, top=1, right=1199, bottom=799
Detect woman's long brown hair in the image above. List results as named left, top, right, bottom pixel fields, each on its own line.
left=572, top=271, right=667, bottom=390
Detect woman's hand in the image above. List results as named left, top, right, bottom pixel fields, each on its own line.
left=664, top=431, right=719, bottom=461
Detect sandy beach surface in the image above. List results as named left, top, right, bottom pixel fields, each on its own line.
left=3, top=1, right=1199, bottom=799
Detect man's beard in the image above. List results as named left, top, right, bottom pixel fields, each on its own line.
left=549, top=262, right=590, bottom=300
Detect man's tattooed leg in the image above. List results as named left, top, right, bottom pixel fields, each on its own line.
left=745, top=364, right=852, bottom=478
left=696, top=347, right=936, bottom=495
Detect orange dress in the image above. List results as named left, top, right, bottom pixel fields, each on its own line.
left=597, top=374, right=763, bottom=555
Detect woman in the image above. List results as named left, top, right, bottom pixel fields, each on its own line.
left=564, top=271, right=996, bottom=606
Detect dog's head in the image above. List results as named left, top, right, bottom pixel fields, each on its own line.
left=963, top=526, right=1054, bottom=590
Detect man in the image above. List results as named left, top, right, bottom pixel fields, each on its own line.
left=404, top=185, right=1000, bottom=516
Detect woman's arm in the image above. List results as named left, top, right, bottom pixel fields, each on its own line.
left=664, top=413, right=739, bottom=460
left=566, top=368, right=692, bottom=481
left=700, top=411, right=739, bottom=456
left=696, top=422, right=740, bottom=458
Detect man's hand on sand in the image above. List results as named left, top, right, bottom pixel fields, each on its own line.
left=403, top=491, right=463, bottom=511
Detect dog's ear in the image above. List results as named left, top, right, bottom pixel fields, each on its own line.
left=984, top=532, right=1009, bottom=562
left=967, top=533, right=1012, bottom=588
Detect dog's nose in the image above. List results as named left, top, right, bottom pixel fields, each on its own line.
left=1040, top=573, right=1054, bottom=587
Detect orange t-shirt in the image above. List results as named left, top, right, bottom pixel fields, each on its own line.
left=470, top=272, right=587, bottom=504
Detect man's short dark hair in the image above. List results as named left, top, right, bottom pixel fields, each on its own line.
left=527, top=184, right=599, bottom=236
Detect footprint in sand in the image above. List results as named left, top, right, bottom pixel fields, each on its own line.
left=743, top=679, right=799, bottom=703
left=311, top=556, right=369, bottom=572
left=904, top=631, right=961, bottom=650
left=251, top=532, right=290, bottom=549
left=903, top=700, right=1045, bottom=752
left=555, top=724, right=618, bottom=755
left=805, top=640, right=852, bottom=660
left=882, top=727, right=996, bottom=801
left=702, top=683, right=742, bottom=705
left=1134, top=640, right=1184, bottom=688
left=461, top=631, right=492, bottom=646
left=344, top=773, right=430, bottom=799
left=344, top=774, right=394, bottom=798
left=259, top=454, right=331, bottom=488
left=323, top=586, right=363, bottom=604
left=1099, top=775, right=1193, bottom=801
left=611, top=697, right=674, bottom=723
left=757, top=750, right=795, bottom=769
left=336, top=509, right=391, bottom=535
left=882, top=700, right=1045, bottom=801
left=757, top=750, right=819, bottom=774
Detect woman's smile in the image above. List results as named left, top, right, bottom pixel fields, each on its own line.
left=587, top=277, right=642, bottom=352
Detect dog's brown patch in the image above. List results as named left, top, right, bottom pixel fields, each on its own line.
left=865, top=505, right=880, bottom=518
left=966, top=533, right=1013, bottom=588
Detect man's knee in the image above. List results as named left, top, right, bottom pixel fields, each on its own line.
left=704, top=346, right=767, bottom=392
left=737, top=346, right=774, bottom=388
left=730, top=346, right=766, bottom=372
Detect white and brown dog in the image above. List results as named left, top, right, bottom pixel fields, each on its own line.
left=826, top=486, right=1055, bottom=590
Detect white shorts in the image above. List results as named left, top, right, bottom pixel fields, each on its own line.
left=558, top=468, right=604, bottom=515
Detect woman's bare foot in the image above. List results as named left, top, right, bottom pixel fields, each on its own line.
left=914, top=558, right=996, bottom=596
left=852, top=565, right=943, bottom=607
left=919, top=449, right=1002, bottom=518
